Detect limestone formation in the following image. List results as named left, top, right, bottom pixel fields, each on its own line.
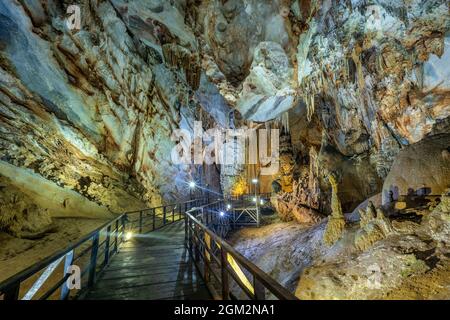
left=382, top=133, right=450, bottom=205
left=272, top=177, right=322, bottom=224
left=278, top=132, right=295, bottom=193
left=354, top=202, right=394, bottom=251
left=323, top=174, right=346, bottom=246
left=0, top=185, right=54, bottom=239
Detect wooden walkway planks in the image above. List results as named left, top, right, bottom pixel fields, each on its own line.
left=83, top=221, right=211, bottom=300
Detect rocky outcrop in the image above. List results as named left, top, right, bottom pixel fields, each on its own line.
left=354, top=201, right=394, bottom=251
left=382, top=133, right=450, bottom=205
left=197, top=0, right=449, bottom=215
left=0, top=0, right=221, bottom=236
left=0, top=184, right=54, bottom=239
left=323, top=174, right=346, bottom=245
left=295, top=198, right=450, bottom=300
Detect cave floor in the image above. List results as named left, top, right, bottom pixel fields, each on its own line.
left=83, top=221, right=211, bottom=300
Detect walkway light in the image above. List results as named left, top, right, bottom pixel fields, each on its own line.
left=252, top=197, right=257, bottom=202
left=220, top=211, right=225, bottom=217
left=252, top=178, right=258, bottom=184
left=226, top=204, right=231, bottom=210
left=125, top=231, right=133, bottom=241
left=260, top=199, right=264, bottom=205
left=189, top=181, right=196, bottom=189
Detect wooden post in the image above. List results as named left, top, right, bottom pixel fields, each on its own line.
left=3, top=282, right=20, bottom=300
left=88, top=233, right=100, bottom=287
left=253, top=277, right=266, bottom=300
left=114, top=220, right=119, bottom=253
left=172, top=206, right=175, bottom=222
left=184, top=216, right=188, bottom=246
left=187, top=219, right=192, bottom=252
left=179, top=204, right=182, bottom=220
left=60, top=250, right=74, bottom=300
left=104, top=225, right=111, bottom=266
left=220, top=246, right=229, bottom=300
left=194, top=225, right=200, bottom=262
left=163, top=206, right=167, bottom=225
left=257, top=206, right=260, bottom=228
left=204, top=232, right=211, bottom=283
left=121, top=215, right=126, bottom=245
left=152, top=208, right=156, bottom=230
left=139, top=211, right=143, bottom=233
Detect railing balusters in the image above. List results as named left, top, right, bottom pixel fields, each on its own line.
left=253, top=277, right=266, bottom=300
left=185, top=215, right=188, bottom=244
left=88, top=233, right=100, bottom=287
left=0, top=198, right=293, bottom=301
left=185, top=203, right=298, bottom=301
left=194, top=224, right=200, bottom=262
left=60, top=250, right=74, bottom=300
left=163, top=206, right=167, bottom=225
left=204, top=231, right=211, bottom=283
left=104, top=226, right=111, bottom=266
left=220, top=246, right=229, bottom=300
left=3, top=282, right=20, bottom=300
left=152, top=208, right=156, bottom=231
left=114, top=220, right=119, bottom=253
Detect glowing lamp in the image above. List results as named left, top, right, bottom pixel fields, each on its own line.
left=189, top=181, right=196, bottom=188
left=125, top=231, right=133, bottom=241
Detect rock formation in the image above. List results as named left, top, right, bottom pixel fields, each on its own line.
left=272, top=177, right=323, bottom=224
left=354, top=201, right=394, bottom=251
left=322, top=173, right=346, bottom=245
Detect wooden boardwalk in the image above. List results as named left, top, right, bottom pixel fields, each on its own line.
left=84, top=221, right=211, bottom=300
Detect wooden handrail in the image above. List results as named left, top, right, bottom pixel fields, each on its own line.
left=0, top=197, right=207, bottom=300
left=0, top=196, right=296, bottom=301
left=185, top=205, right=298, bottom=300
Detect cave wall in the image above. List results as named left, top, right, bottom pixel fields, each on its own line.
left=0, top=0, right=225, bottom=235
left=0, top=0, right=449, bottom=236
left=198, top=0, right=449, bottom=210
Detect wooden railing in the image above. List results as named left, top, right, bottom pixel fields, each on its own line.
left=124, top=198, right=207, bottom=234
left=0, top=214, right=126, bottom=300
left=0, top=198, right=206, bottom=300
left=0, top=196, right=297, bottom=300
left=227, top=193, right=273, bottom=202
left=185, top=202, right=298, bottom=300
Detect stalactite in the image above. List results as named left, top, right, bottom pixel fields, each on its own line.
left=351, top=45, right=365, bottom=95
left=162, top=43, right=201, bottom=90
left=281, top=111, right=290, bottom=133
left=307, top=93, right=315, bottom=122
left=308, top=146, right=320, bottom=209
left=279, top=132, right=295, bottom=193
left=185, top=53, right=202, bottom=90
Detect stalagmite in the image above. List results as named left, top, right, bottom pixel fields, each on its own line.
left=354, top=201, right=394, bottom=251
left=323, top=173, right=346, bottom=246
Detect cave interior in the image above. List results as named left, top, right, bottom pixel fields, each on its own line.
left=0, top=0, right=449, bottom=300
